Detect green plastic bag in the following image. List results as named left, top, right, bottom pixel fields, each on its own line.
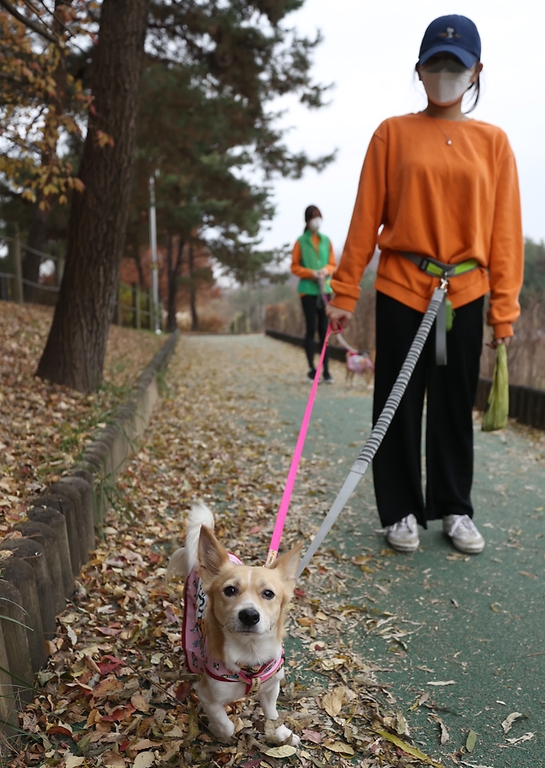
left=482, top=342, right=509, bottom=432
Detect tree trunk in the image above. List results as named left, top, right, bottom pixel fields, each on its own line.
left=188, top=243, right=199, bottom=332
left=166, top=235, right=185, bottom=333
left=36, top=0, right=149, bottom=392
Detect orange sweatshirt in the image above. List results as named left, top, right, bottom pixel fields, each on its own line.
left=291, top=235, right=336, bottom=283
left=330, top=113, right=524, bottom=338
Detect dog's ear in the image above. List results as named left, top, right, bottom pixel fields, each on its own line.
left=198, top=526, right=230, bottom=588
left=267, top=541, right=303, bottom=582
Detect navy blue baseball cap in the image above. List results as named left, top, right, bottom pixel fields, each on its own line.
left=418, top=15, right=481, bottom=69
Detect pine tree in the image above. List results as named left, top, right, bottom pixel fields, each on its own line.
left=36, top=0, right=149, bottom=391
left=125, top=5, right=334, bottom=332
left=35, top=0, right=333, bottom=390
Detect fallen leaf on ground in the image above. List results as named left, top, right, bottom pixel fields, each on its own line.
left=264, top=745, right=298, bottom=757
left=466, top=729, right=477, bottom=752
left=505, top=731, right=534, bottom=745
left=321, top=686, right=345, bottom=717
left=322, top=740, right=355, bottom=755
left=427, top=680, right=456, bottom=686
left=132, top=753, right=156, bottom=768
left=374, top=729, right=445, bottom=767
left=429, top=714, right=450, bottom=744
left=501, top=711, right=523, bottom=733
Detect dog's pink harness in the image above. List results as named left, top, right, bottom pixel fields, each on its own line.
left=183, top=554, right=284, bottom=695
left=346, top=350, right=374, bottom=375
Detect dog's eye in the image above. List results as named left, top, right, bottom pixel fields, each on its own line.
left=262, top=589, right=275, bottom=600
left=223, top=585, right=238, bottom=597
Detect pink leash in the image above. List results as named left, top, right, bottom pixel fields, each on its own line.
left=265, top=325, right=332, bottom=566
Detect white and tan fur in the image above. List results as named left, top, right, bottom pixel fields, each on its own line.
left=167, top=502, right=302, bottom=744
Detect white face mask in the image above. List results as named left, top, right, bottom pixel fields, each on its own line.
left=420, top=61, right=474, bottom=107
left=308, top=217, right=322, bottom=233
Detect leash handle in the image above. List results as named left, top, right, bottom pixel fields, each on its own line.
left=266, top=325, right=332, bottom=566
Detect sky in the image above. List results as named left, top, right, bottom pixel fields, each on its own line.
left=259, top=0, right=545, bottom=261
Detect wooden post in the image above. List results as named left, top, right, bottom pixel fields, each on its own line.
left=28, top=506, right=74, bottom=598
left=0, top=580, right=34, bottom=703
left=0, top=558, right=47, bottom=672
left=116, top=284, right=122, bottom=326
left=136, top=286, right=141, bottom=329
left=10, top=230, right=23, bottom=304
left=0, top=627, right=18, bottom=730
left=149, top=289, right=154, bottom=331
left=132, top=283, right=141, bottom=329
left=0, top=539, right=57, bottom=641
left=12, top=522, right=65, bottom=616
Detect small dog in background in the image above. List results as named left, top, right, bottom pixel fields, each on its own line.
left=345, top=350, right=375, bottom=386
left=167, top=502, right=302, bottom=744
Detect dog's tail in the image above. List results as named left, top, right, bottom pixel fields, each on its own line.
left=184, top=502, right=215, bottom=572
left=166, top=501, right=215, bottom=581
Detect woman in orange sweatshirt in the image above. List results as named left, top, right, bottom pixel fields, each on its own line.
left=291, top=205, right=337, bottom=382
left=327, top=15, right=523, bottom=554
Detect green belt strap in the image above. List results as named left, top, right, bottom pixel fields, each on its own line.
left=398, top=252, right=481, bottom=365
left=399, top=251, right=480, bottom=279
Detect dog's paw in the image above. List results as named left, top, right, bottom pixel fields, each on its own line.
left=274, top=724, right=300, bottom=746
left=287, top=731, right=301, bottom=747
left=210, top=720, right=235, bottom=742
left=213, top=724, right=235, bottom=741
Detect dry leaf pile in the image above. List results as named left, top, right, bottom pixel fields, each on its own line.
left=7, top=335, right=447, bottom=768
left=0, top=302, right=164, bottom=529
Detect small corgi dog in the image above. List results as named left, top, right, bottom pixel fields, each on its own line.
left=345, top=350, right=375, bottom=386
left=167, top=502, right=303, bottom=744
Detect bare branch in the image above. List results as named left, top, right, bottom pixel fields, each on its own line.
left=33, top=0, right=92, bottom=53
left=0, top=0, right=59, bottom=45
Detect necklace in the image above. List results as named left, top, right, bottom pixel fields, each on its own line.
left=428, top=115, right=466, bottom=146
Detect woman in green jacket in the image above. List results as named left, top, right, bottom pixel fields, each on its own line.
left=291, top=205, right=337, bottom=382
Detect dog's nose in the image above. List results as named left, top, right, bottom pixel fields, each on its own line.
left=239, top=608, right=260, bottom=627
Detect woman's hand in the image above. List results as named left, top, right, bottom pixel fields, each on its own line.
left=486, top=337, right=511, bottom=350
left=326, top=304, right=353, bottom=331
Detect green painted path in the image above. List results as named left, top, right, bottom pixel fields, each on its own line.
left=197, top=335, right=545, bottom=767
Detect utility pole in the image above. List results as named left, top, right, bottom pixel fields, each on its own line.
left=148, top=173, right=161, bottom=334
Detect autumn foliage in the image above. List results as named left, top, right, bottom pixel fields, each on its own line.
left=0, top=1, right=96, bottom=209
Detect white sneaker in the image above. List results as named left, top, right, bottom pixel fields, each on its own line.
left=386, top=514, right=419, bottom=552
left=443, top=515, right=485, bottom=554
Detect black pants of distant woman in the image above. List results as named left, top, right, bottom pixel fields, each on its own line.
left=372, top=291, right=484, bottom=528
left=301, top=294, right=330, bottom=376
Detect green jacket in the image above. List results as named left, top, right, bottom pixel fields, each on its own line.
left=297, top=230, right=332, bottom=296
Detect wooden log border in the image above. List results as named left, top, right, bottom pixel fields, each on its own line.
left=0, top=330, right=179, bottom=745
left=265, top=328, right=545, bottom=431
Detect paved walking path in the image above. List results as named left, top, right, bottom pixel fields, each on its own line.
left=196, top=334, right=545, bottom=767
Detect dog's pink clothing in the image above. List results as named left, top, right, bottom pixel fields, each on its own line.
left=183, top=554, right=284, bottom=695
left=346, top=351, right=374, bottom=374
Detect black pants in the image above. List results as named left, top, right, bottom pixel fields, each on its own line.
left=372, top=292, right=484, bottom=528
left=301, top=294, right=330, bottom=375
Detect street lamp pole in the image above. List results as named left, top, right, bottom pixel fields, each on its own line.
left=149, top=173, right=161, bottom=334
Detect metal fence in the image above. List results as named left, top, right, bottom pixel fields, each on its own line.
left=0, top=231, right=163, bottom=331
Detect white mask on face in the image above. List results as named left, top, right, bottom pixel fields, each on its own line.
left=308, top=217, right=322, bottom=233
left=420, top=65, right=474, bottom=107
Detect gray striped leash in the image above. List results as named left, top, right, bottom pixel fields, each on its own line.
left=399, top=252, right=480, bottom=365
left=296, top=284, right=447, bottom=579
